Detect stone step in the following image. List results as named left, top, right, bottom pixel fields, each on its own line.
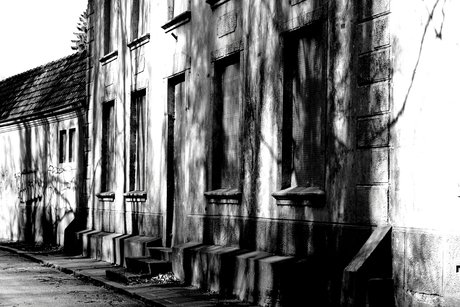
left=75, top=230, right=162, bottom=266
left=122, top=235, right=162, bottom=267
left=125, top=256, right=172, bottom=275
left=147, top=246, right=172, bottom=261
left=105, top=267, right=151, bottom=284
left=172, top=242, right=306, bottom=307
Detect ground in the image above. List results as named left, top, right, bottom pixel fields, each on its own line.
left=0, top=249, right=147, bottom=306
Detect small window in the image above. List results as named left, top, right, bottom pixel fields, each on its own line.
left=59, top=128, right=76, bottom=164
left=102, top=100, right=115, bottom=191
left=130, top=90, right=146, bottom=191
left=282, top=21, right=325, bottom=189
left=212, top=54, right=241, bottom=189
left=59, top=130, right=67, bottom=163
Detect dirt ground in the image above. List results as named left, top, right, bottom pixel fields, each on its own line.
left=0, top=249, right=148, bottom=307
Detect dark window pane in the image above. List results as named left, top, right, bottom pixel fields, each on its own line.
left=102, top=101, right=115, bottom=191
left=214, top=55, right=240, bottom=189
left=284, top=22, right=324, bottom=188
left=131, top=0, right=140, bottom=40
left=68, top=128, right=76, bottom=163
left=59, top=130, right=67, bottom=163
left=130, top=91, right=146, bottom=191
left=104, top=0, right=112, bottom=54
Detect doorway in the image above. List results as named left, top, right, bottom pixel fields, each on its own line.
left=166, top=73, right=186, bottom=247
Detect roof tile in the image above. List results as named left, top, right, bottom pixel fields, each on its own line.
left=0, top=52, right=87, bottom=123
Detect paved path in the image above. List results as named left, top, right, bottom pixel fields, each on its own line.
left=0, top=249, right=147, bottom=307
left=0, top=246, right=256, bottom=307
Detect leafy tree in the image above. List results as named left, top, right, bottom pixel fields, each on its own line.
left=71, top=10, right=88, bottom=52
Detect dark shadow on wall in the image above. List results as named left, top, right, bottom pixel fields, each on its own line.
left=214, top=0, right=385, bottom=305
left=194, top=0, right=369, bottom=305
left=64, top=111, right=89, bottom=253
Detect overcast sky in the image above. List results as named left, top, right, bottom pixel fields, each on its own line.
left=0, top=0, right=88, bottom=80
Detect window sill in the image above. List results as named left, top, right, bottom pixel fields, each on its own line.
left=206, top=0, right=230, bottom=9
left=272, top=186, right=325, bottom=207
left=96, top=191, right=115, bottom=202
left=128, top=33, right=150, bottom=51
left=161, top=11, right=191, bottom=33
left=100, top=50, right=118, bottom=65
left=204, top=188, right=241, bottom=205
left=123, top=190, right=147, bottom=202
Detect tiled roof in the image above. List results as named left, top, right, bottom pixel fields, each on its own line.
left=0, top=52, right=86, bottom=124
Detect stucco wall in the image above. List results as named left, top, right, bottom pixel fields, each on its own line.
left=181, top=0, right=373, bottom=253
left=390, top=1, right=460, bottom=305
left=84, top=0, right=460, bottom=305
left=0, top=115, right=85, bottom=245
left=86, top=0, right=168, bottom=238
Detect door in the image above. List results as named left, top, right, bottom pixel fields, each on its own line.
left=166, top=74, right=186, bottom=247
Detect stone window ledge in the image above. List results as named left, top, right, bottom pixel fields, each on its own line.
left=206, top=0, right=230, bottom=9
left=272, top=186, right=325, bottom=207
left=128, top=33, right=151, bottom=51
left=100, top=50, right=118, bottom=65
left=161, top=11, right=191, bottom=33
left=96, top=191, right=115, bottom=202
left=123, top=190, right=147, bottom=202
left=204, top=188, right=241, bottom=205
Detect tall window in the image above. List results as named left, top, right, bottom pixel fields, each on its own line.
left=282, top=22, right=325, bottom=189
left=102, top=101, right=115, bottom=191
left=59, top=130, right=67, bottom=163
left=213, top=55, right=241, bottom=189
left=131, top=0, right=147, bottom=40
left=130, top=90, right=146, bottom=191
left=104, top=0, right=112, bottom=54
left=168, top=0, right=189, bottom=19
left=68, top=128, right=76, bottom=163
left=131, top=0, right=140, bottom=40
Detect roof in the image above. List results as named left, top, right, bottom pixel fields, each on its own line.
left=0, top=52, right=87, bottom=125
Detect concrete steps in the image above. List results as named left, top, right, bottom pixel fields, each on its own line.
left=125, top=256, right=172, bottom=275
left=172, top=242, right=308, bottom=307
left=106, top=240, right=173, bottom=284
left=77, top=232, right=306, bottom=306
left=106, top=256, right=172, bottom=284
left=147, top=246, right=172, bottom=261
left=75, top=230, right=161, bottom=266
left=105, top=267, right=152, bottom=283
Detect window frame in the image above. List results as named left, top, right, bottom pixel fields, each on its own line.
left=167, top=0, right=190, bottom=20
left=282, top=20, right=326, bottom=190
left=272, top=16, right=328, bottom=207
left=101, top=100, right=115, bottom=193
left=103, top=0, right=112, bottom=55
left=129, top=89, right=147, bottom=192
left=130, top=0, right=149, bottom=41
left=58, top=128, right=77, bottom=165
left=68, top=128, right=76, bottom=163
left=59, top=130, right=67, bottom=164
left=205, top=50, right=245, bottom=204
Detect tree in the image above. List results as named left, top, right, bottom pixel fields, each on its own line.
left=71, top=10, right=88, bottom=52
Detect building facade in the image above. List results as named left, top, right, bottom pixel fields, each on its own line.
left=1, top=0, right=459, bottom=306
left=0, top=52, right=87, bottom=246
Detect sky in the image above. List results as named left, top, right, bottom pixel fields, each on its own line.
left=0, top=0, right=88, bottom=80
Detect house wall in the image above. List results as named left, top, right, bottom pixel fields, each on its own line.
left=85, top=0, right=168, bottom=238
left=390, top=1, right=460, bottom=306
left=85, top=0, right=460, bottom=305
left=0, top=115, right=85, bottom=245
left=85, top=0, right=376, bottom=303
